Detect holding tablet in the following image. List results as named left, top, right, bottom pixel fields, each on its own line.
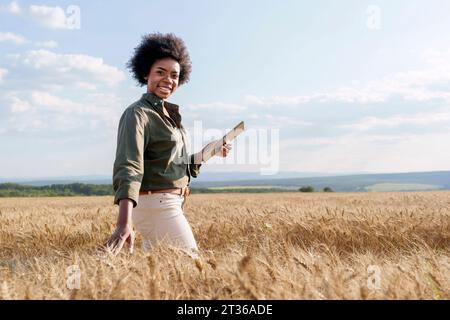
left=200, top=121, right=245, bottom=162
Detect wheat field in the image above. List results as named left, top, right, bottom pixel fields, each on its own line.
left=1, top=191, right=450, bottom=300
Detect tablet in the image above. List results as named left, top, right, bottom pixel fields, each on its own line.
left=201, top=121, right=245, bottom=162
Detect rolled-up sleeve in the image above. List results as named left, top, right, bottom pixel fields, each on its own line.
left=112, top=107, right=148, bottom=208
left=189, top=153, right=202, bottom=178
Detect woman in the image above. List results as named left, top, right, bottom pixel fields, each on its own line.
left=106, top=33, right=231, bottom=257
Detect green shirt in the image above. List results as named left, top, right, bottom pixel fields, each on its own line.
left=112, top=92, right=201, bottom=208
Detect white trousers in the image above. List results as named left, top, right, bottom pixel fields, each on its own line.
left=132, top=193, right=198, bottom=257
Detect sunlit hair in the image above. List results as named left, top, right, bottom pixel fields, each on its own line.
left=127, top=32, right=192, bottom=86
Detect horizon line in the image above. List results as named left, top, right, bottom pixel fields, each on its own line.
left=1, top=169, right=450, bottom=182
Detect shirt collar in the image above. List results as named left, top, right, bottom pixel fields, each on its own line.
left=142, top=91, right=164, bottom=108
left=141, top=91, right=179, bottom=112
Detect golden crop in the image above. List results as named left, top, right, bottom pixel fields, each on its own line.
left=1, top=191, right=450, bottom=299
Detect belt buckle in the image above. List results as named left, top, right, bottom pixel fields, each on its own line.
left=181, top=187, right=188, bottom=210
left=181, top=186, right=190, bottom=197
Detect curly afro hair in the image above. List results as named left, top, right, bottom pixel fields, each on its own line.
left=127, top=32, right=192, bottom=87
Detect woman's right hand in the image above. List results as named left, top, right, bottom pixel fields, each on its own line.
left=106, top=198, right=135, bottom=255
left=106, top=224, right=135, bottom=255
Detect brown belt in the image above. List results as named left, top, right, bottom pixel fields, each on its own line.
left=139, top=187, right=190, bottom=197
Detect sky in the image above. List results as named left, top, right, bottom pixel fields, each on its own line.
left=1, top=0, right=450, bottom=179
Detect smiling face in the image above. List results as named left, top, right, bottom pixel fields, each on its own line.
left=144, top=58, right=180, bottom=100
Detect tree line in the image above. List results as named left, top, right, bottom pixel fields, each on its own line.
left=0, top=183, right=113, bottom=197
left=299, top=186, right=334, bottom=192
left=0, top=183, right=334, bottom=197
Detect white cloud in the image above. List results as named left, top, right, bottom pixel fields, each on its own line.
left=75, top=82, right=97, bottom=90
left=0, top=32, right=27, bottom=44
left=10, top=96, right=31, bottom=113
left=187, top=102, right=247, bottom=114
left=260, top=114, right=313, bottom=128
left=339, top=110, right=450, bottom=131
left=0, top=1, right=21, bottom=14
left=31, top=91, right=84, bottom=113
left=35, top=40, right=58, bottom=49
left=1, top=3, right=78, bottom=29
left=245, top=48, right=450, bottom=106
left=29, top=5, right=69, bottom=29
left=245, top=94, right=315, bottom=106
left=16, top=49, right=125, bottom=86
left=0, top=68, right=8, bottom=83
left=7, top=91, right=121, bottom=118
left=281, top=132, right=450, bottom=173
left=7, top=91, right=83, bottom=114
left=3, top=91, right=123, bottom=134
left=245, top=88, right=389, bottom=106
left=1, top=48, right=126, bottom=137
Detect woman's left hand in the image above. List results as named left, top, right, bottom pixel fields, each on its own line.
left=197, top=141, right=232, bottom=162
left=219, top=143, right=232, bottom=157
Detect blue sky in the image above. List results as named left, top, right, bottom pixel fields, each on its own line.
left=1, top=0, right=450, bottom=178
